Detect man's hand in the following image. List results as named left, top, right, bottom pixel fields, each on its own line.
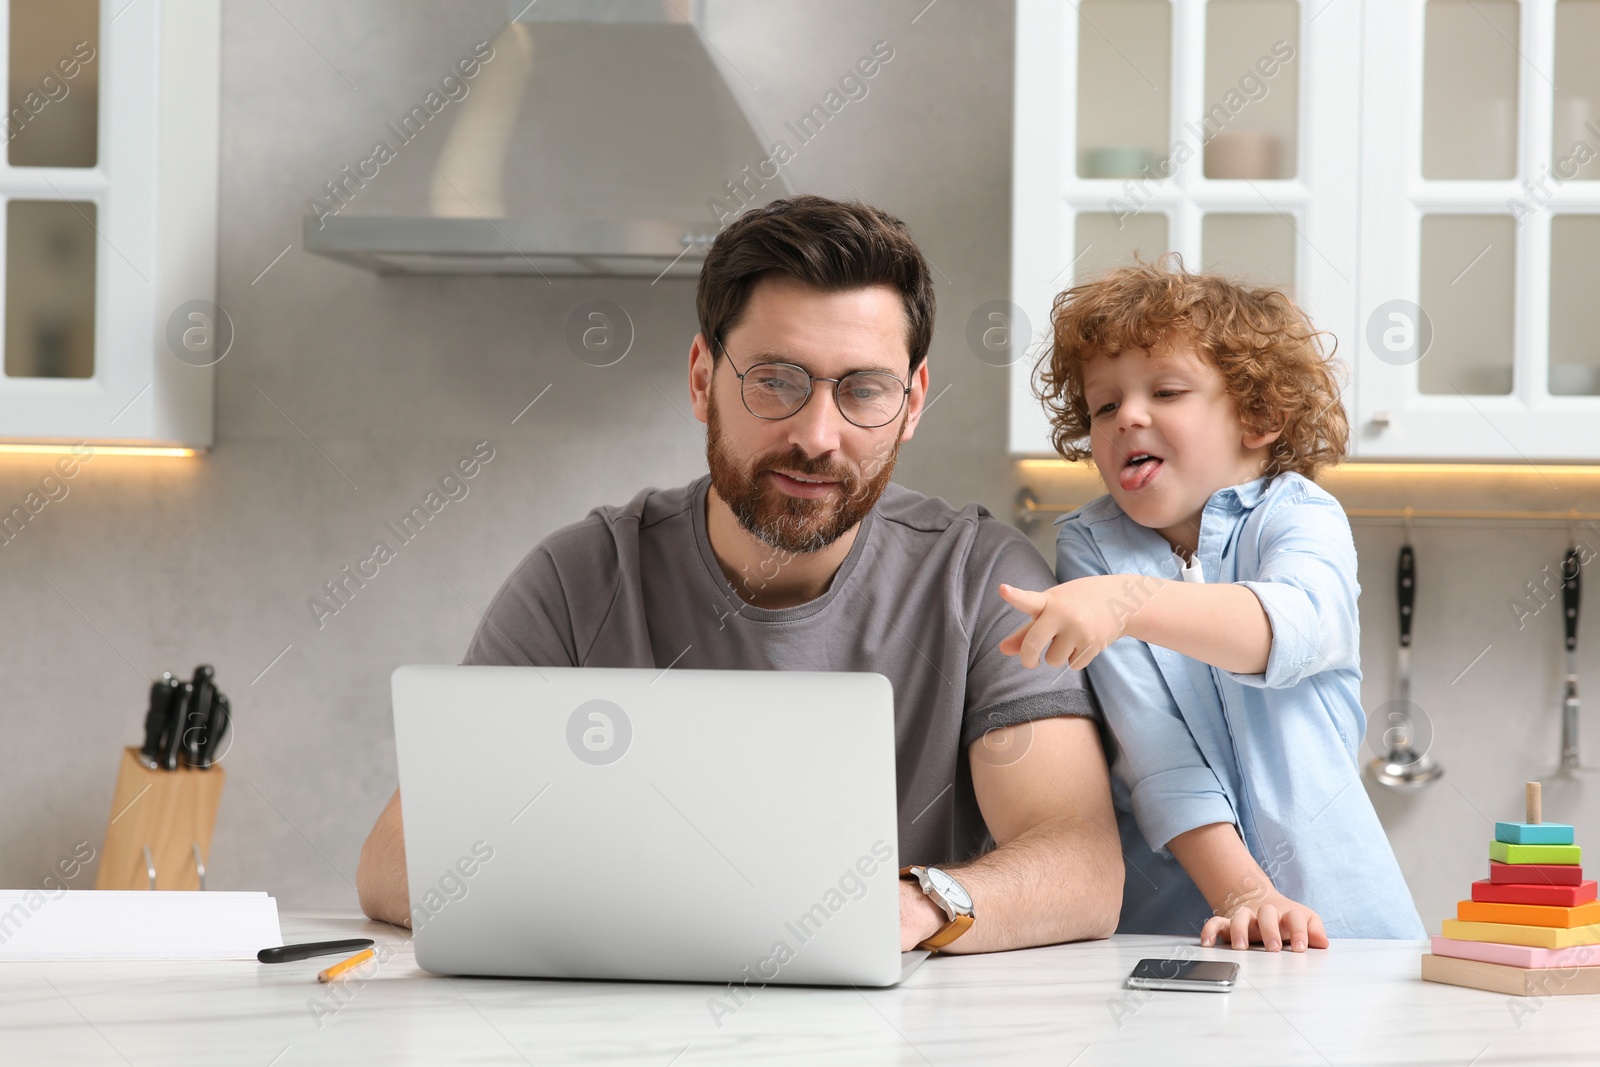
left=357, top=788, right=412, bottom=927
left=917, top=717, right=1122, bottom=953
left=997, top=578, right=1131, bottom=671
left=1200, top=892, right=1329, bottom=953
left=900, top=879, right=945, bottom=950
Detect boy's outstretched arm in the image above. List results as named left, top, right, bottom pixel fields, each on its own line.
left=998, top=577, right=1272, bottom=675
left=1167, top=822, right=1329, bottom=952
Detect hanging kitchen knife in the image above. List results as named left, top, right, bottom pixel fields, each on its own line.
left=1561, top=547, right=1581, bottom=771
left=138, top=674, right=182, bottom=770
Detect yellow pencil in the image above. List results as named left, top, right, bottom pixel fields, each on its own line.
left=317, top=947, right=376, bottom=983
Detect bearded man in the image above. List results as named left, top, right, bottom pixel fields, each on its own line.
left=357, top=195, right=1122, bottom=953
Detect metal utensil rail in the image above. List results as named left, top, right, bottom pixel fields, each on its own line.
left=1013, top=489, right=1600, bottom=532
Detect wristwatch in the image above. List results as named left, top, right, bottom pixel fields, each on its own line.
left=900, top=865, right=975, bottom=951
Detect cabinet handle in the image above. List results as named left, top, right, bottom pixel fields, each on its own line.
left=1371, top=412, right=1392, bottom=428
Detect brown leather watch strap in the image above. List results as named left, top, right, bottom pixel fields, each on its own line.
left=917, top=912, right=974, bottom=952
left=900, top=865, right=975, bottom=952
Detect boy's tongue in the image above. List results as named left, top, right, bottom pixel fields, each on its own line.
left=1119, top=456, right=1163, bottom=491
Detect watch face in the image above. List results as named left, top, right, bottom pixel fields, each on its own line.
left=927, top=867, right=972, bottom=910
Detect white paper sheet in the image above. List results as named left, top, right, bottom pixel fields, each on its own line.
left=0, top=890, right=283, bottom=960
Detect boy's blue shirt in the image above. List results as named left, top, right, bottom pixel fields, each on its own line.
left=1056, top=470, right=1425, bottom=939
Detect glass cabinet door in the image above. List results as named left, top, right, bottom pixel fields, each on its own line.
left=1072, top=211, right=1170, bottom=282
left=1202, top=212, right=1298, bottom=292
left=2, top=0, right=99, bottom=383
left=1011, top=0, right=1359, bottom=454
left=1422, top=0, right=1517, bottom=181
left=1076, top=1, right=1171, bottom=181
left=0, top=0, right=219, bottom=449
left=1547, top=214, right=1600, bottom=397
left=1357, top=0, right=1600, bottom=459
left=1548, top=2, right=1600, bottom=398
left=1203, top=0, right=1300, bottom=182
left=1017, top=0, right=1600, bottom=459
left=1416, top=215, right=1515, bottom=396
left=4, top=199, right=97, bottom=380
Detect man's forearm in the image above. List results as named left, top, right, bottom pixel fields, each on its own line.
left=1121, top=578, right=1271, bottom=675
left=927, top=812, right=1123, bottom=954
left=356, top=788, right=412, bottom=927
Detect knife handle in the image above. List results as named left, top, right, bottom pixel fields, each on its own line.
left=1564, top=547, right=1581, bottom=653
left=183, top=665, right=216, bottom=768
left=196, top=692, right=229, bottom=768
left=139, top=675, right=180, bottom=768
left=162, top=683, right=191, bottom=771
left=1397, top=543, right=1415, bottom=649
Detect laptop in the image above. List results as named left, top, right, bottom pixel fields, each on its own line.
left=392, top=664, right=929, bottom=987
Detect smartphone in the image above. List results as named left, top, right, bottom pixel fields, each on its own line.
left=1125, top=958, right=1239, bottom=993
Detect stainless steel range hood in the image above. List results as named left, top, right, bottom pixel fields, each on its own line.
left=302, top=0, right=788, bottom=278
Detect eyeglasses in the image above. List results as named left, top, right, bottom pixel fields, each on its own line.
left=716, top=341, right=911, bottom=429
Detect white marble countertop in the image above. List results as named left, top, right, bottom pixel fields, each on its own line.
left=0, top=912, right=1590, bottom=1065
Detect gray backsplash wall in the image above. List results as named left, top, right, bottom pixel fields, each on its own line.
left=0, top=0, right=1593, bottom=935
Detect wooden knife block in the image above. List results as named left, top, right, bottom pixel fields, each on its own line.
left=95, top=746, right=225, bottom=891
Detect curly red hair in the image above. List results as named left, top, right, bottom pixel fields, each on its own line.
left=1036, top=254, right=1349, bottom=479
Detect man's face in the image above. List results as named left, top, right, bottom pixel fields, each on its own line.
left=691, top=274, right=927, bottom=554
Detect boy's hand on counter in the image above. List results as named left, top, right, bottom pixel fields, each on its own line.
left=1200, top=892, right=1329, bottom=953
left=996, top=578, right=1130, bottom=670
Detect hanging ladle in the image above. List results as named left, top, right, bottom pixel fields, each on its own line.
left=1369, top=513, right=1444, bottom=790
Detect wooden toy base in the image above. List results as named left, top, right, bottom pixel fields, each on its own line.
left=94, top=746, right=224, bottom=891
left=1423, top=953, right=1600, bottom=996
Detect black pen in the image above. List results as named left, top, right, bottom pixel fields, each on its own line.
left=258, top=938, right=375, bottom=964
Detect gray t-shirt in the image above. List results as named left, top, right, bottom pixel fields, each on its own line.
left=461, top=475, right=1098, bottom=865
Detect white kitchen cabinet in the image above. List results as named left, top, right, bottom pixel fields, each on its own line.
left=1011, top=0, right=1600, bottom=461
left=1356, top=0, right=1600, bottom=459
left=0, top=0, right=219, bottom=451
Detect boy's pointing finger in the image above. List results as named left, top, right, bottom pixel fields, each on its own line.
left=997, top=619, right=1033, bottom=658
left=998, top=583, right=1047, bottom=616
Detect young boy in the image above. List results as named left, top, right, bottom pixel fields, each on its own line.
left=999, top=257, right=1423, bottom=950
